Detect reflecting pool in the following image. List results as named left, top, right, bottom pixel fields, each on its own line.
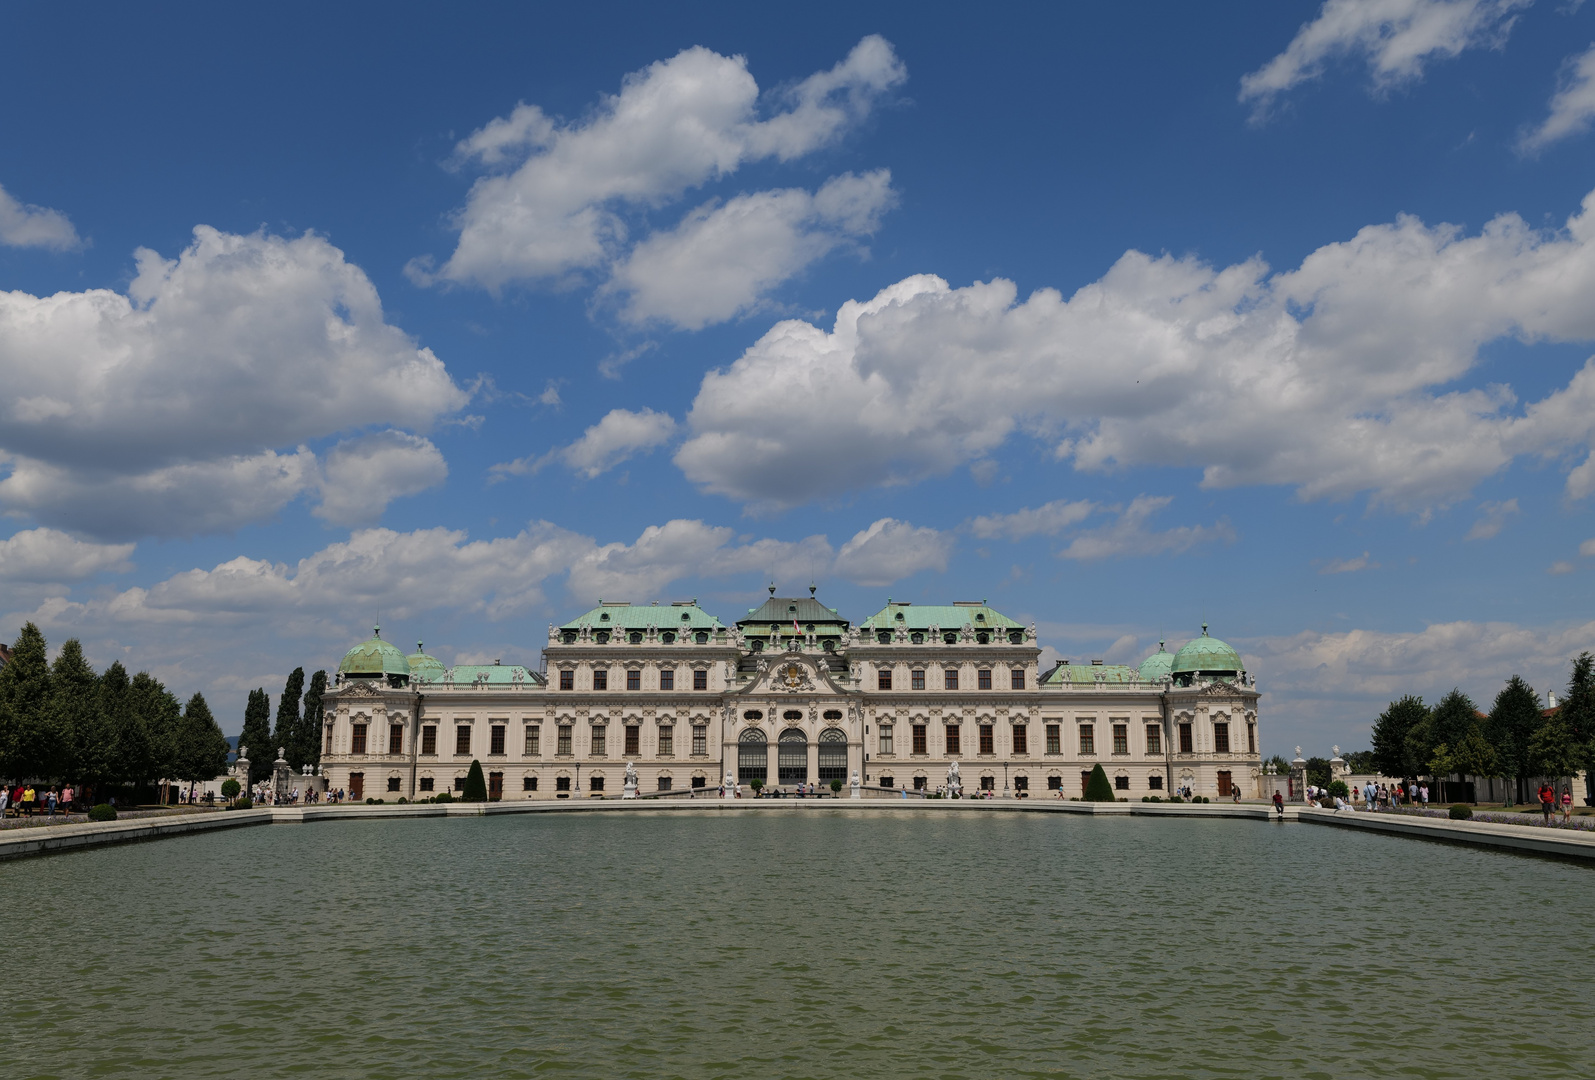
left=3, top=809, right=1591, bottom=1079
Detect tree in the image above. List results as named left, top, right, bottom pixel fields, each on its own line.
left=1343, top=750, right=1377, bottom=774
left=176, top=693, right=230, bottom=788
left=130, top=672, right=181, bottom=801
left=1527, top=714, right=1583, bottom=783
left=1263, top=753, right=1290, bottom=775
left=273, top=668, right=305, bottom=769
left=98, top=662, right=147, bottom=790
left=1372, top=696, right=1427, bottom=777
left=0, top=623, right=58, bottom=782
left=1305, top=756, right=1332, bottom=788
left=1484, top=675, right=1544, bottom=805
left=1432, top=732, right=1499, bottom=802
left=298, top=669, right=327, bottom=769
left=50, top=639, right=104, bottom=787
left=461, top=760, right=488, bottom=802
left=1084, top=763, right=1116, bottom=801
left=239, top=688, right=272, bottom=785
left=1560, top=652, right=1595, bottom=801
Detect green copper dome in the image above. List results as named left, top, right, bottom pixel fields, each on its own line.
left=1138, top=642, right=1174, bottom=681
left=406, top=641, right=446, bottom=685
left=1171, top=625, right=1241, bottom=676
left=338, top=627, right=410, bottom=679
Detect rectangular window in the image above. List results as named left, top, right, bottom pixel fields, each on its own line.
left=1115, top=775, right=1130, bottom=791
left=591, top=726, right=606, bottom=756
left=455, top=725, right=471, bottom=755
left=1046, top=724, right=1061, bottom=755
left=912, top=724, right=927, bottom=755
left=523, top=775, right=537, bottom=791
left=911, top=669, right=925, bottom=690
left=559, top=670, right=573, bottom=691
left=1079, top=724, right=1095, bottom=755
left=389, top=724, right=403, bottom=755
left=1011, top=669, right=1025, bottom=690
left=1214, top=722, right=1230, bottom=753
left=1179, top=723, right=1193, bottom=753
left=1149, top=774, right=1163, bottom=790
left=657, top=776, right=672, bottom=791
left=978, top=669, right=992, bottom=690
left=944, top=670, right=959, bottom=690
left=1081, top=772, right=1092, bottom=796
left=692, top=725, right=707, bottom=755
left=625, top=726, right=640, bottom=757
left=979, top=724, right=994, bottom=754
left=387, top=776, right=400, bottom=792
left=1113, top=724, right=1128, bottom=755
left=525, top=725, right=539, bottom=755
left=691, top=775, right=706, bottom=789
left=453, top=776, right=465, bottom=791
left=1247, top=722, right=1256, bottom=754
left=557, top=725, right=573, bottom=756
left=590, top=776, right=604, bottom=792
left=556, top=775, right=571, bottom=792
left=878, top=669, right=893, bottom=690
left=660, top=669, right=674, bottom=691
left=1013, top=726, right=1028, bottom=754
left=421, top=725, right=437, bottom=755
left=593, top=669, right=608, bottom=691
left=945, top=725, right=961, bottom=755
left=659, top=726, right=674, bottom=756
left=1146, top=724, right=1161, bottom=755
left=490, top=724, right=506, bottom=755
left=879, top=724, right=893, bottom=755
left=626, top=669, right=641, bottom=691
left=351, top=724, right=367, bottom=755
left=693, top=668, right=708, bottom=691
left=325, top=728, right=334, bottom=754
left=419, top=776, right=434, bottom=792
left=913, top=775, right=928, bottom=790
left=1047, top=775, right=1062, bottom=790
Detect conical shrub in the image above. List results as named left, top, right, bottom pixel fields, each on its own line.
left=462, top=759, right=488, bottom=802
left=1083, top=763, right=1116, bottom=802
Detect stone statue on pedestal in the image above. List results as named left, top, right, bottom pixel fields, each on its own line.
left=622, top=761, right=639, bottom=799
left=947, top=761, right=962, bottom=798
left=850, top=769, right=862, bottom=799
left=723, top=769, right=736, bottom=799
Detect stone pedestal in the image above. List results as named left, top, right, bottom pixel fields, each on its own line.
left=849, top=770, right=861, bottom=799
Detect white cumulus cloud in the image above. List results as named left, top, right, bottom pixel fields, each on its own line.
left=832, top=518, right=953, bottom=587
left=315, top=431, right=449, bottom=526
left=1464, top=497, right=1518, bottom=539
left=604, top=170, right=896, bottom=330
left=493, top=407, right=679, bottom=480
left=968, top=499, right=1096, bottom=540
left=0, top=227, right=468, bottom=538
left=0, top=528, right=133, bottom=583
left=1521, top=42, right=1595, bottom=151
left=675, top=188, right=1595, bottom=515
left=0, top=182, right=83, bottom=251
left=1240, top=0, right=1531, bottom=120
left=418, top=37, right=905, bottom=329
left=1054, top=496, right=1235, bottom=561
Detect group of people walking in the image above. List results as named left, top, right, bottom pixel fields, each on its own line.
left=1, top=784, right=76, bottom=818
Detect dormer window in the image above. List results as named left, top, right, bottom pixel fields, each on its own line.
left=661, top=631, right=675, bottom=644
left=943, top=632, right=957, bottom=644
left=877, top=631, right=892, bottom=644
left=975, top=613, right=986, bottom=622
left=694, top=631, right=709, bottom=644
left=600, top=613, right=610, bottom=622
left=895, top=612, right=904, bottom=622
left=595, top=631, right=610, bottom=644
left=976, top=632, right=990, bottom=644
left=1008, top=631, right=1023, bottom=644
left=629, top=631, right=643, bottom=644
left=910, top=632, right=924, bottom=644
left=562, top=631, right=577, bottom=644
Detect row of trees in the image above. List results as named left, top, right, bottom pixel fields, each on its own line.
left=1369, top=654, right=1595, bottom=802
left=0, top=623, right=230, bottom=795
left=236, top=667, right=326, bottom=785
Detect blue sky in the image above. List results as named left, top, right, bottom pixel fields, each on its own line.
left=3, top=0, right=1595, bottom=752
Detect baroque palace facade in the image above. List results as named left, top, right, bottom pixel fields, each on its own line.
left=319, top=590, right=1261, bottom=802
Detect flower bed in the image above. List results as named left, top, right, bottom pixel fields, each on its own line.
left=1387, top=806, right=1595, bottom=831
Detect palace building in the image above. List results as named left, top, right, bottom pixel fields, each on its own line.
left=319, top=589, right=1261, bottom=802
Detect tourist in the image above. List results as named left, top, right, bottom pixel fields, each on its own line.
left=46, top=788, right=57, bottom=816
left=1420, top=783, right=1429, bottom=807
left=1539, top=784, right=1554, bottom=824
left=61, top=784, right=74, bottom=811
left=22, top=784, right=36, bottom=817
left=1272, top=789, right=1284, bottom=817
left=0, top=786, right=8, bottom=818
left=1561, top=787, right=1574, bottom=824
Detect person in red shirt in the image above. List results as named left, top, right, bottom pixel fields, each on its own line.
left=1539, top=784, right=1555, bottom=824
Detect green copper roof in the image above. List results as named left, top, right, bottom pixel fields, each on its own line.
left=338, top=627, right=410, bottom=678
left=435, top=664, right=542, bottom=687
left=1171, top=626, right=1242, bottom=674
left=1138, top=643, right=1174, bottom=681
left=1042, top=663, right=1140, bottom=685
left=406, top=643, right=446, bottom=684
left=861, top=602, right=1023, bottom=633
left=560, top=602, right=724, bottom=632
left=739, top=595, right=849, bottom=632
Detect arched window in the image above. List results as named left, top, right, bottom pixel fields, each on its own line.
left=751, top=639, right=764, bottom=652
left=818, top=728, right=848, bottom=782
left=661, top=631, right=675, bottom=644
left=910, top=632, right=924, bottom=644
left=694, top=631, right=709, bottom=645
left=629, top=631, right=643, bottom=644
left=778, top=728, right=807, bottom=784
left=738, top=728, right=767, bottom=783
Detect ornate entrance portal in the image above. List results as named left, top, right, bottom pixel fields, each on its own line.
left=738, top=728, right=767, bottom=783
left=778, top=728, right=808, bottom=785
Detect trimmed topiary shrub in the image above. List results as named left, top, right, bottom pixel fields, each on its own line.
left=397, top=797, right=407, bottom=804
left=88, top=803, right=117, bottom=822
left=221, top=779, right=240, bottom=801
left=462, top=760, right=488, bottom=802
left=234, top=796, right=253, bottom=810
left=1083, top=764, right=1116, bottom=801
left=432, top=791, right=454, bottom=804
left=830, top=778, right=843, bottom=794
left=1327, top=780, right=1349, bottom=799
left=749, top=778, right=764, bottom=793
left=1448, top=803, right=1473, bottom=820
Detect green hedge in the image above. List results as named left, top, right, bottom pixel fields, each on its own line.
left=1448, top=804, right=1473, bottom=820
left=1083, top=764, right=1115, bottom=802
left=88, top=803, right=117, bottom=822
left=462, top=760, right=488, bottom=802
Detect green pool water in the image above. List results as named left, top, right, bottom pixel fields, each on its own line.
left=2, top=809, right=1591, bottom=1079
